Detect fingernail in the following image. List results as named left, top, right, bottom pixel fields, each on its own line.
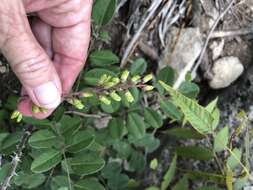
left=33, top=81, right=61, bottom=109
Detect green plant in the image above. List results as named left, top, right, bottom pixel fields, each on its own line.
left=0, top=0, right=251, bottom=190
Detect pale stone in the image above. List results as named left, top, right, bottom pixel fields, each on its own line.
left=209, top=56, right=244, bottom=89
left=210, top=39, right=224, bottom=60
left=160, top=27, right=203, bottom=74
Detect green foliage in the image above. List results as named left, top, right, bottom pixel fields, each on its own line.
left=175, top=146, right=213, bottom=161
left=159, top=81, right=214, bottom=134
left=130, top=58, right=147, bottom=75
left=13, top=173, right=45, bottom=189
left=108, top=117, right=125, bottom=139
left=92, top=0, right=117, bottom=26
left=144, top=107, right=163, bottom=129
left=31, top=149, right=62, bottom=173
left=65, top=131, right=95, bottom=153
left=74, top=178, right=105, bottom=190
left=0, top=4, right=250, bottom=190
left=127, top=112, right=145, bottom=139
left=226, top=148, right=242, bottom=170
left=161, top=154, right=177, bottom=190
left=172, top=176, right=188, bottom=190
left=69, top=153, right=105, bottom=176
left=28, top=129, right=56, bottom=149
left=167, top=128, right=204, bottom=140
left=1, top=132, right=22, bottom=154
left=84, top=68, right=116, bottom=86
left=160, top=99, right=182, bottom=121
left=213, top=126, right=229, bottom=152
left=89, top=50, right=119, bottom=67
left=178, top=81, right=200, bottom=99
left=150, top=158, right=158, bottom=170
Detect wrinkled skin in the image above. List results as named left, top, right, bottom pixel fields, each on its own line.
left=0, top=0, right=93, bottom=119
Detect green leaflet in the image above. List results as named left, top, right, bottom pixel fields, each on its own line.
left=31, top=149, right=62, bottom=173
left=92, top=0, right=117, bottom=26
left=89, top=50, right=119, bottom=67
left=13, top=173, right=46, bottom=189
left=144, top=107, right=163, bottom=129
left=74, top=178, right=105, bottom=190
left=70, top=153, right=105, bottom=176
left=213, top=126, right=229, bottom=152
left=108, top=117, right=125, bottom=139
left=0, top=163, right=12, bottom=183
left=1, top=132, right=22, bottom=155
left=130, top=58, right=147, bottom=75
left=226, top=148, right=242, bottom=170
left=127, top=113, right=146, bottom=139
left=50, top=176, right=69, bottom=190
left=65, top=131, right=95, bottom=153
left=167, top=128, right=205, bottom=140
left=161, top=154, right=177, bottom=190
left=172, top=175, right=188, bottom=190
left=205, top=98, right=220, bottom=130
left=226, top=168, right=233, bottom=190
left=159, top=81, right=214, bottom=134
left=176, top=146, right=213, bottom=161
left=28, top=129, right=56, bottom=149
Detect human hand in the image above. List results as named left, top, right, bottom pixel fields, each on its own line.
left=0, top=0, right=92, bottom=119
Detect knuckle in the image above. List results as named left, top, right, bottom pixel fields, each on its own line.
left=13, top=53, right=50, bottom=83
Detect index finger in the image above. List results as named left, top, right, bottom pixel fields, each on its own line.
left=40, top=0, right=92, bottom=94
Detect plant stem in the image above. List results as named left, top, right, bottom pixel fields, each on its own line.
left=63, top=151, right=72, bottom=190
left=64, top=111, right=103, bottom=119
left=0, top=130, right=31, bottom=190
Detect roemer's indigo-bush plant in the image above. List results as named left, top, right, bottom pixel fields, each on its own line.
left=0, top=0, right=251, bottom=190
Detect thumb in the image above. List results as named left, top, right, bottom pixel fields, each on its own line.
left=1, top=4, right=61, bottom=109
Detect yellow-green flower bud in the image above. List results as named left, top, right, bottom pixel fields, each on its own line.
left=16, top=114, right=23, bottom=123
left=99, top=96, right=111, bottom=105
left=150, top=158, right=158, bottom=170
left=11, top=110, right=20, bottom=120
left=111, top=77, right=120, bottom=85
left=144, top=85, right=154, bottom=91
left=125, top=90, right=134, bottom=103
left=40, top=107, right=48, bottom=114
left=74, top=99, right=85, bottom=110
left=131, top=75, right=141, bottom=84
left=143, top=74, right=153, bottom=83
left=32, top=104, right=40, bottom=114
left=82, top=91, right=94, bottom=98
left=110, top=91, right=121, bottom=102
left=68, top=98, right=84, bottom=110
left=98, top=74, right=109, bottom=85
left=104, top=82, right=116, bottom=89
left=121, top=70, right=129, bottom=82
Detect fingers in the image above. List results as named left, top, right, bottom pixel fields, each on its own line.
left=47, top=0, right=92, bottom=94
left=32, top=18, right=53, bottom=58
left=53, top=20, right=91, bottom=93
left=38, top=0, right=92, bottom=27
left=23, top=0, right=68, bottom=13
left=1, top=3, right=62, bottom=110
left=17, top=18, right=56, bottom=119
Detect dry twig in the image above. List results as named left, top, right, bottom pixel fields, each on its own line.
left=210, top=27, right=253, bottom=38
left=120, top=0, right=163, bottom=67
left=64, top=111, right=104, bottom=119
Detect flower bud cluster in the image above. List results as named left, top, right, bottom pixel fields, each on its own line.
left=67, top=70, right=155, bottom=108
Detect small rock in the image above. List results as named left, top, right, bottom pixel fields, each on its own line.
left=160, top=27, right=203, bottom=74
left=210, top=39, right=224, bottom=60
left=94, top=115, right=111, bottom=129
left=0, top=66, right=6, bottom=73
left=209, top=56, right=244, bottom=89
